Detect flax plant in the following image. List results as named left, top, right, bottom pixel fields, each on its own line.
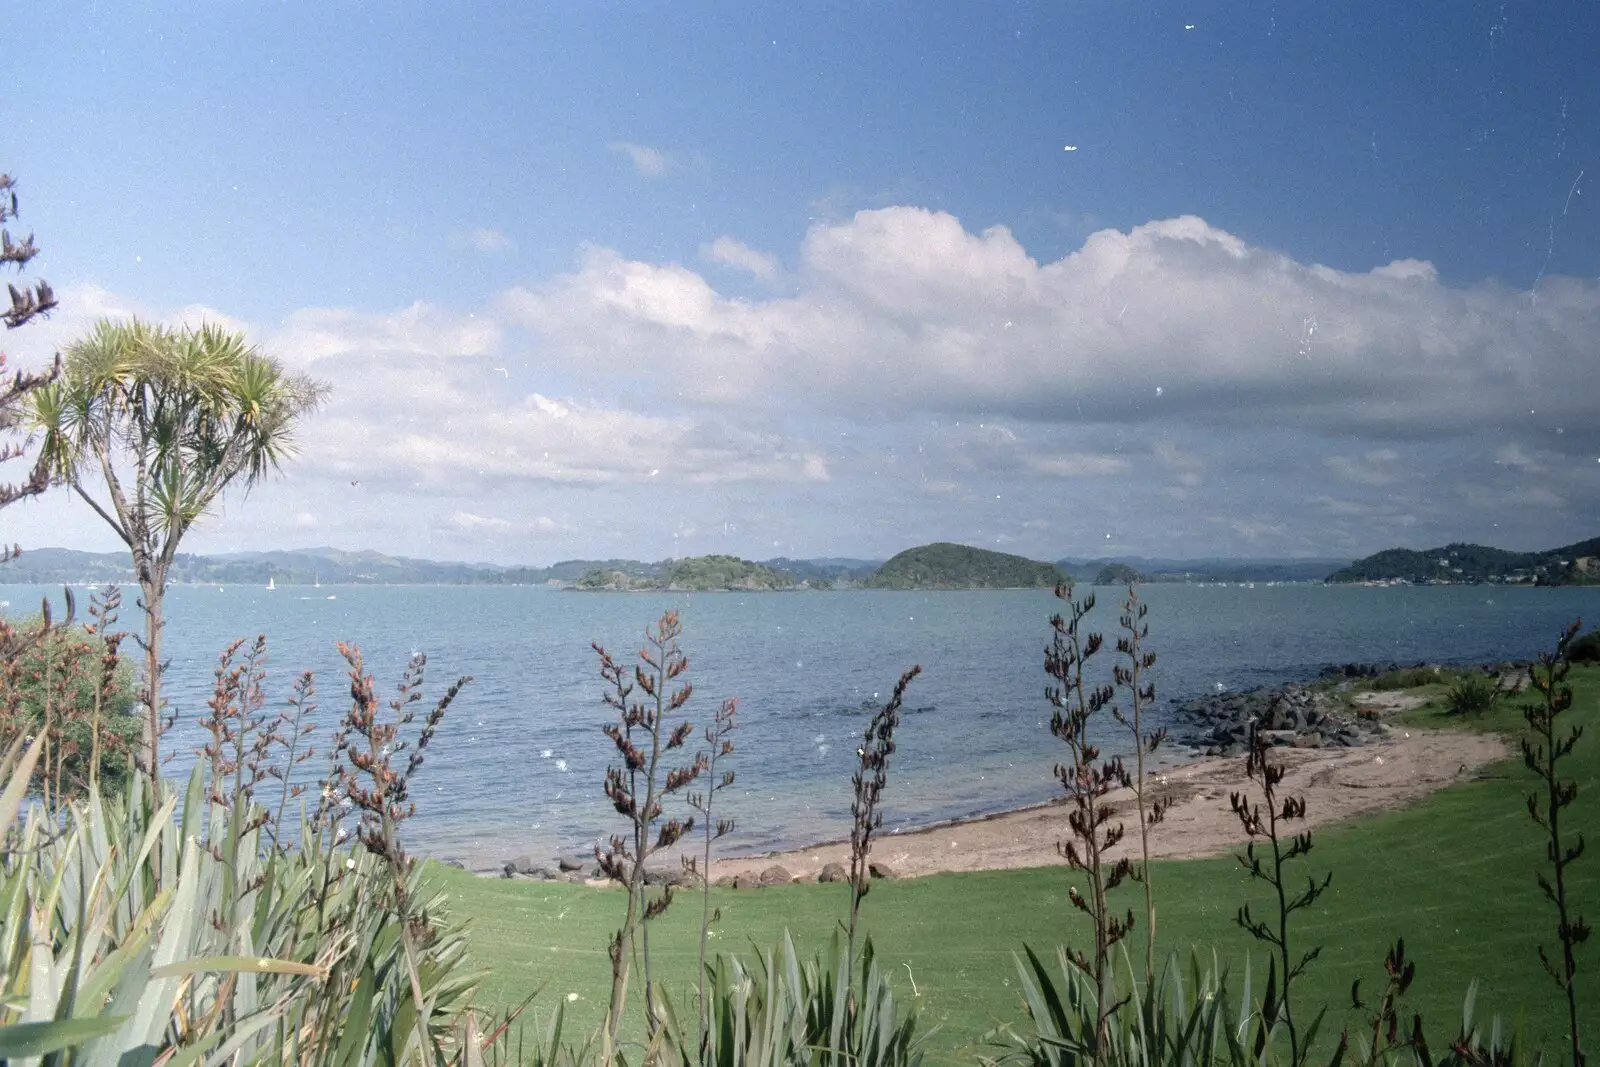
left=1229, top=726, right=1332, bottom=1067
left=0, top=639, right=492, bottom=1067
left=593, top=611, right=703, bottom=1047
left=82, top=584, right=129, bottom=795
left=267, top=668, right=318, bottom=851
left=1520, top=619, right=1589, bottom=1067
left=330, top=641, right=472, bottom=1010
left=847, top=665, right=922, bottom=964
left=1111, top=584, right=1169, bottom=990
left=0, top=172, right=60, bottom=524
left=686, top=695, right=737, bottom=1054
left=1045, top=580, right=1131, bottom=1057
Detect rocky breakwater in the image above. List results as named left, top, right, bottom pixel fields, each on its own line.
left=1174, top=682, right=1387, bottom=756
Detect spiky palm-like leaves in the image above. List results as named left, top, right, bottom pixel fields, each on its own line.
left=651, top=933, right=924, bottom=1067
left=30, top=318, right=327, bottom=772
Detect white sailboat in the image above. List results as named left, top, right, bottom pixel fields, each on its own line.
left=267, top=577, right=276, bottom=591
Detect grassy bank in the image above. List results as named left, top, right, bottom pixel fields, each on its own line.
left=428, top=665, right=1598, bottom=1062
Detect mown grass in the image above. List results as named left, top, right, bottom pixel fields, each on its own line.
left=427, top=665, right=1598, bottom=1063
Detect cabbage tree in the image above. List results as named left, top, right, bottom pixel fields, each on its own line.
left=31, top=318, right=326, bottom=770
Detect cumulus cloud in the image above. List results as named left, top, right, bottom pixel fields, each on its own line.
left=503, top=208, right=1600, bottom=446
left=609, top=141, right=676, bottom=178
left=701, top=236, right=780, bottom=280
left=16, top=206, right=1600, bottom=563
left=266, top=300, right=833, bottom=493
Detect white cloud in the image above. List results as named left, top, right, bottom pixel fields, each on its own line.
left=609, top=141, right=676, bottom=179
left=273, top=301, right=501, bottom=367
left=452, top=511, right=511, bottom=531
left=932, top=422, right=1129, bottom=481
left=292, top=511, right=318, bottom=528
left=503, top=208, right=1600, bottom=443
left=275, top=313, right=832, bottom=493
left=701, top=236, right=780, bottom=280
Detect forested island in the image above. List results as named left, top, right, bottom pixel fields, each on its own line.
left=573, top=555, right=798, bottom=592
left=864, top=543, right=1063, bottom=589
left=1327, top=537, right=1600, bottom=586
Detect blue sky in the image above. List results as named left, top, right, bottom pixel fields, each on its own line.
left=6, top=1, right=1599, bottom=564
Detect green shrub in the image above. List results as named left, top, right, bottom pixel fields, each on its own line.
left=1367, top=666, right=1447, bottom=691
left=0, top=610, right=140, bottom=797
left=1568, top=627, right=1600, bottom=663
left=1444, top=673, right=1500, bottom=716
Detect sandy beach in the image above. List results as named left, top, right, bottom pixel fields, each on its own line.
left=704, top=694, right=1509, bottom=883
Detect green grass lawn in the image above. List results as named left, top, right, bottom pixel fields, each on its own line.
left=426, top=664, right=1598, bottom=1063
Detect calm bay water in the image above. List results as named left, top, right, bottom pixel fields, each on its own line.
left=4, top=582, right=1597, bottom=867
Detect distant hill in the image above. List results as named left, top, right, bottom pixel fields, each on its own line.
left=866, top=543, right=1063, bottom=590
left=1093, top=562, right=1145, bottom=585
left=575, top=555, right=796, bottom=592
left=0, top=544, right=1380, bottom=589
left=1327, top=537, right=1600, bottom=585
left=759, top=557, right=881, bottom=585
left=1057, top=556, right=1347, bottom=584
left=0, top=547, right=677, bottom=587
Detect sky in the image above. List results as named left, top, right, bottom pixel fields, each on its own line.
left=4, top=0, right=1599, bottom=566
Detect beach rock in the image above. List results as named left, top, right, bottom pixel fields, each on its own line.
left=501, top=862, right=518, bottom=879
left=1292, top=732, right=1323, bottom=749
left=442, top=859, right=466, bottom=870
left=715, top=875, right=735, bottom=887
left=643, top=868, right=673, bottom=886
left=758, top=865, right=793, bottom=887
left=565, top=873, right=588, bottom=884
left=510, top=855, right=537, bottom=875
left=558, top=856, right=586, bottom=872
left=818, top=862, right=849, bottom=883
left=731, top=873, right=761, bottom=890
left=1259, top=730, right=1297, bottom=748
left=868, top=862, right=898, bottom=880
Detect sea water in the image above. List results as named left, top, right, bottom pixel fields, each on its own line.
left=3, top=582, right=1596, bottom=867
